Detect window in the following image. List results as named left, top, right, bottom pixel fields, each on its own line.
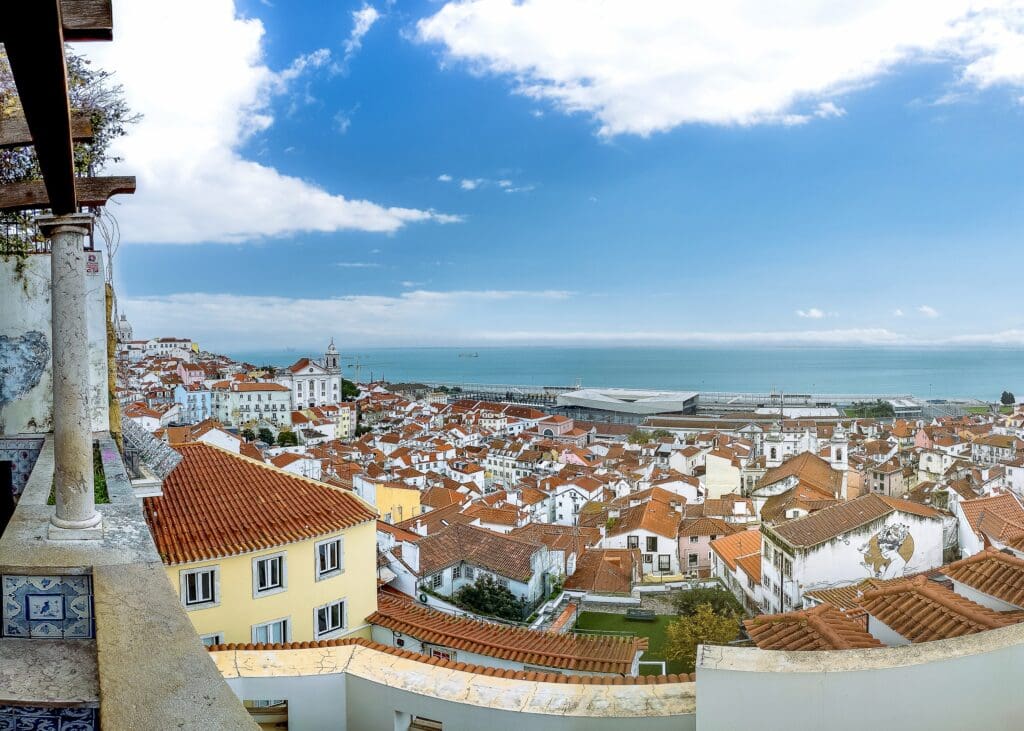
left=688, top=553, right=698, bottom=567
left=432, top=574, right=443, bottom=589
left=642, top=553, right=653, bottom=564
left=659, top=555, right=671, bottom=571
left=627, top=535, right=639, bottom=549
left=316, top=537, right=343, bottom=579
left=428, top=647, right=456, bottom=662
left=181, top=567, right=218, bottom=608
left=688, top=535, right=699, bottom=544
left=252, top=618, right=289, bottom=644
left=315, top=599, right=346, bottom=638
left=200, top=632, right=224, bottom=647
left=253, top=553, right=286, bottom=596
left=464, top=566, right=475, bottom=580
left=646, top=536, right=658, bottom=552
left=496, top=577, right=510, bottom=589
left=452, top=565, right=461, bottom=580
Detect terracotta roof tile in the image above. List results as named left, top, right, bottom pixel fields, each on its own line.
left=771, top=494, right=939, bottom=549
left=207, top=637, right=694, bottom=684
left=368, top=593, right=645, bottom=674
left=859, top=575, right=1022, bottom=643
left=144, top=443, right=376, bottom=564
left=710, top=530, right=761, bottom=571
left=744, top=604, right=883, bottom=651
left=563, top=549, right=641, bottom=594
left=943, top=548, right=1024, bottom=608
left=415, top=523, right=541, bottom=582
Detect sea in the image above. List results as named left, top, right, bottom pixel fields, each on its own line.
left=225, top=347, right=1024, bottom=402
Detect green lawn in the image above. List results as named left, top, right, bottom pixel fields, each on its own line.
left=964, top=405, right=1013, bottom=415
left=574, top=611, right=687, bottom=675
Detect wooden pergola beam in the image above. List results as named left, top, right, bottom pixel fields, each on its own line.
left=0, top=110, right=94, bottom=149
left=0, top=176, right=136, bottom=212
left=60, top=0, right=114, bottom=42
left=2, top=1, right=77, bottom=214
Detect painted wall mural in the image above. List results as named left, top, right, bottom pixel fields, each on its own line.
left=0, top=331, right=49, bottom=408
left=859, top=523, right=914, bottom=579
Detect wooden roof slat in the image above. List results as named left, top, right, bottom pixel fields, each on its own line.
left=3, top=0, right=77, bottom=214
left=0, top=176, right=136, bottom=212
left=0, top=110, right=94, bottom=149
left=59, top=0, right=114, bottom=42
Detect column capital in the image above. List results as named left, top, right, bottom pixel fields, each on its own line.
left=36, top=212, right=94, bottom=238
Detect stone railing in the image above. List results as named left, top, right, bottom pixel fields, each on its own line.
left=209, top=639, right=697, bottom=731
left=0, top=434, right=256, bottom=729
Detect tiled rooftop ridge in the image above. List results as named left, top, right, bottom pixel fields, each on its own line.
left=206, top=637, right=695, bottom=684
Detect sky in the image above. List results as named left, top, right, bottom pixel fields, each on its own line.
left=84, top=0, right=1024, bottom=351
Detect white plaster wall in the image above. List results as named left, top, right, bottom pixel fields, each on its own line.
left=697, top=627, right=1024, bottom=731
left=0, top=253, right=108, bottom=435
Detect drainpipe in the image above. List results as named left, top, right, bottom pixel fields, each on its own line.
left=40, top=214, right=102, bottom=539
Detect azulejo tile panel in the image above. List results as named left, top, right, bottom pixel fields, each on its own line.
left=1, top=575, right=93, bottom=639
left=0, top=705, right=97, bottom=731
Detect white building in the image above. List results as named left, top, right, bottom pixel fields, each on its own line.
left=211, top=381, right=292, bottom=428
left=761, top=493, right=943, bottom=614
left=276, top=341, right=345, bottom=410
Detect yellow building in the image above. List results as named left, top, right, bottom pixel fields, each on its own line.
left=144, top=442, right=379, bottom=645
left=352, top=474, right=423, bottom=525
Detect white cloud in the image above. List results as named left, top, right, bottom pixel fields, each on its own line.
left=417, top=1, right=1024, bottom=136
left=120, top=290, right=1024, bottom=347
left=918, top=304, right=940, bottom=318
left=437, top=173, right=453, bottom=182
left=343, top=4, right=382, bottom=67
left=83, top=1, right=455, bottom=244
left=460, top=178, right=484, bottom=190
left=400, top=280, right=426, bottom=288
left=796, top=308, right=838, bottom=319
left=893, top=308, right=905, bottom=317
left=336, top=262, right=381, bottom=268
left=122, top=290, right=574, bottom=349
left=334, top=109, right=354, bottom=134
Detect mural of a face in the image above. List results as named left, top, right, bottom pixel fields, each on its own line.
left=860, top=523, right=914, bottom=579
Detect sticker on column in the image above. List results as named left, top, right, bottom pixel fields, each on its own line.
left=86, top=252, right=100, bottom=275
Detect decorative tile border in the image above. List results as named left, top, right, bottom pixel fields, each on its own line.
left=0, top=437, right=44, bottom=499
left=0, top=705, right=97, bottom=730
left=1, top=575, right=93, bottom=640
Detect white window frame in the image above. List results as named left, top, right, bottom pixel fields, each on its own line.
left=252, top=617, right=290, bottom=644
left=315, top=599, right=347, bottom=639
left=315, top=536, right=344, bottom=581
left=252, top=551, right=287, bottom=598
left=200, top=632, right=225, bottom=647
left=180, top=566, right=220, bottom=610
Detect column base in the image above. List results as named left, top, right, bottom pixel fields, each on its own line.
left=48, top=514, right=103, bottom=541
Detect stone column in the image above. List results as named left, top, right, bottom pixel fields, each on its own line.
left=38, top=214, right=102, bottom=539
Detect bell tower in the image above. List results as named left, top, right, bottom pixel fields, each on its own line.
left=325, top=338, right=339, bottom=373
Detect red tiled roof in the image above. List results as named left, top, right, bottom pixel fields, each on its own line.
left=414, top=523, right=541, bottom=582
left=368, top=593, right=645, bottom=674
left=744, top=605, right=883, bottom=651
left=564, top=549, right=641, bottom=594
left=709, top=530, right=761, bottom=571
left=144, top=443, right=376, bottom=564
left=859, top=576, right=1022, bottom=643
left=207, top=637, right=693, bottom=684
left=943, top=548, right=1024, bottom=608
left=771, top=494, right=939, bottom=549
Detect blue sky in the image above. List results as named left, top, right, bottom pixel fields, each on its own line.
left=88, top=1, right=1024, bottom=350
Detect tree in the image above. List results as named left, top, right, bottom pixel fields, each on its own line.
left=846, top=400, right=895, bottom=419
left=341, top=379, right=359, bottom=400
left=1, top=49, right=139, bottom=251
left=664, top=603, right=740, bottom=673
left=240, top=428, right=255, bottom=442
left=1001, top=391, right=1016, bottom=406
left=277, top=430, right=298, bottom=447
left=628, top=429, right=652, bottom=445
left=651, top=428, right=673, bottom=440
left=672, top=586, right=743, bottom=619
left=452, top=575, right=526, bottom=621
left=258, top=428, right=275, bottom=445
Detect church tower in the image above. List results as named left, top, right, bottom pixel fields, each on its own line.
left=765, top=422, right=784, bottom=468
left=325, top=338, right=339, bottom=373
left=830, top=424, right=849, bottom=499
